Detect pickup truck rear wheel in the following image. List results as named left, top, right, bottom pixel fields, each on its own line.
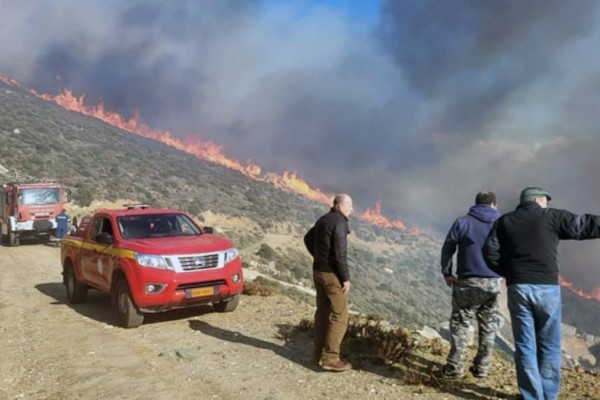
left=114, top=279, right=144, bottom=328
left=65, top=265, right=88, bottom=303
left=213, top=294, right=240, bottom=312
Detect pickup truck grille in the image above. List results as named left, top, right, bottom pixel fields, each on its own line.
left=177, top=280, right=227, bottom=290
left=178, top=253, right=220, bottom=271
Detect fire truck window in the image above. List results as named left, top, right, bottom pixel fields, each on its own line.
left=18, top=189, right=60, bottom=205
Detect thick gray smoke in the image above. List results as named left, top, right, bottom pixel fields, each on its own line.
left=2, top=0, right=600, bottom=288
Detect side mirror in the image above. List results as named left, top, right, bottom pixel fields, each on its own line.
left=62, top=189, right=72, bottom=203
left=203, top=226, right=214, bottom=234
left=95, top=232, right=114, bottom=244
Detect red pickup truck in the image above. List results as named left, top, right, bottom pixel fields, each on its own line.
left=60, top=205, right=243, bottom=328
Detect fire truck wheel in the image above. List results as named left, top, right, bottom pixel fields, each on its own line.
left=213, top=294, right=240, bottom=313
left=114, top=279, right=144, bottom=328
left=65, top=265, right=87, bottom=303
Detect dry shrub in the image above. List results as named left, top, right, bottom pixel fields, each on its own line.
left=428, top=338, right=447, bottom=356
left=364, top=312, right=385, bottom=321
left=242, top=280, right=274, bottom=296
left=297, top=314, right=417, bottom=364
left=275, top=324, right=297, bottom=342
left=346, top=318, right=416, bottom=363
left=297, top=318, right=313, bottom=332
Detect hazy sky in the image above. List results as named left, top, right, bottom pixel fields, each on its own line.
left=2, top=0, right=600, bottom=287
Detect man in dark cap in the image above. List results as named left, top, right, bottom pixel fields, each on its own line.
left=484, top=187, right=600, bottom=400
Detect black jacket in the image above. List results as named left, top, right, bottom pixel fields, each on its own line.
left=484, top=201, right=600, bottom=285
left=304, top=208, right=350, bottom=283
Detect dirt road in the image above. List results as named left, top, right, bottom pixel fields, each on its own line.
left=1, top=242, right=464, bottom=400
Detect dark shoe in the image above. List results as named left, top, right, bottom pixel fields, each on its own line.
left=469, top=366, right=488, bottom=378
left=442, top=367, right=464, bottom=379
left=321, top=359, right=352, bottom=372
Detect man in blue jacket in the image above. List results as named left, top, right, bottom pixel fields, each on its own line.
left=441, top=191, right=501, bottom=378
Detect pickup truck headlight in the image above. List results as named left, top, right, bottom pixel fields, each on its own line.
left=224, top=248, right=239, bottom=263
left=136, top=254, right=173, bottom=271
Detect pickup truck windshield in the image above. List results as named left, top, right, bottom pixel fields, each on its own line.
left=117, top=214, right=201, bottom=239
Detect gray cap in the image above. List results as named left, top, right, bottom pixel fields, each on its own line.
left=520, top=187, right=552, bottom=202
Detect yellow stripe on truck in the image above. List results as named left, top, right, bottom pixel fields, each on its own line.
left=62, top=239, right=136, bottom=259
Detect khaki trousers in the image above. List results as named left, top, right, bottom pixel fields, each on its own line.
left=313, top=271, right=349, bottom=362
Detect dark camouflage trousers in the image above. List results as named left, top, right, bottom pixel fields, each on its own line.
left=445, top=277, right=501, bottom=375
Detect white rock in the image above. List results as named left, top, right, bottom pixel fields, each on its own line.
left=417, top=326, right=442, bottom=340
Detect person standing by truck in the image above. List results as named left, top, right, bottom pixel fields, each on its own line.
left=55, top=209, right=70, bottom=241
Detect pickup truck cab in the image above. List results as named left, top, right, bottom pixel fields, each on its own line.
left=61, top=205, right=243, bottom=328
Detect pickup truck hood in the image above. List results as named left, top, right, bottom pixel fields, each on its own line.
left=122, top=234, right=234, bottom=255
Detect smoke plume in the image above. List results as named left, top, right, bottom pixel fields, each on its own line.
left=2, top=0, right=600, bottom=288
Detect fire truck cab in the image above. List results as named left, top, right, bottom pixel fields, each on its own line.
left=0, top=181, right=71, bottom=246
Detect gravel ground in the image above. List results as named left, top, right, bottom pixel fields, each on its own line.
left=0, top=243, right=519, bottom=399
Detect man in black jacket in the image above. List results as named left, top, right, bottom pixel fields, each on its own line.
left=484, top=187, right=600, bottom=400
left=304, top=193, right=353, bottom=372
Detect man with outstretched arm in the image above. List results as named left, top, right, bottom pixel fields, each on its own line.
left=484, top=187, right=600, bottom=400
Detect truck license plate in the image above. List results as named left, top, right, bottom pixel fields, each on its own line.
left=188, top=287, right=215, bottom=298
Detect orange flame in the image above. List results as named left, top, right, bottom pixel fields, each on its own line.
left=559, top=276, right=600, bottom=302
left=0, top=75, right=20, bottom=86
left=360, top=201, right=421, bottom=235
left=265, top=171, right=332, bottom=204
left=31, top=89, right=264, bottom=178
left=1, top=74, right=418, bottom=233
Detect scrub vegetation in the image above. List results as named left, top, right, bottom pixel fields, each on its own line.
left=0, top=82, right=450, bottom=330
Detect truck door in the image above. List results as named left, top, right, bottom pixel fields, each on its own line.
left=81, top=216, right=115, bottom=290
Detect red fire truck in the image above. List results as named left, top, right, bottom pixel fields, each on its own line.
left=0, top=181, right=71, bottom=246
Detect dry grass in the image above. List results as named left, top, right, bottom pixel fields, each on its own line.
left=242, top=280, right=275, bottom=297
left=290, top=314, right=600, bottom=399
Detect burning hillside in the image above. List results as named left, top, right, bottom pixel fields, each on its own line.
left=4, top=74, right=600, bottom=303
left=560, top=276, right=600, bottom=302
left=0, top=75, right=416, bottom=234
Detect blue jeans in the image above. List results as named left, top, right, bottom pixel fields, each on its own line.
left=508, top=284, right=561, bottom=400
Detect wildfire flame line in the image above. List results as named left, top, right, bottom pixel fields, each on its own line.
left=559, top=276, right=600, bottom=302
left=3, top=75, right=600, bottom=302
left=1, top=74, right=417, bottom=233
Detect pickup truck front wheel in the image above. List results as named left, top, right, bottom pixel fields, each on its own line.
left=114, top=279, right=144, bottom=328
left=65, top=265, right=87, bottom=303
left=213, top=294, right=240, bottom=313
